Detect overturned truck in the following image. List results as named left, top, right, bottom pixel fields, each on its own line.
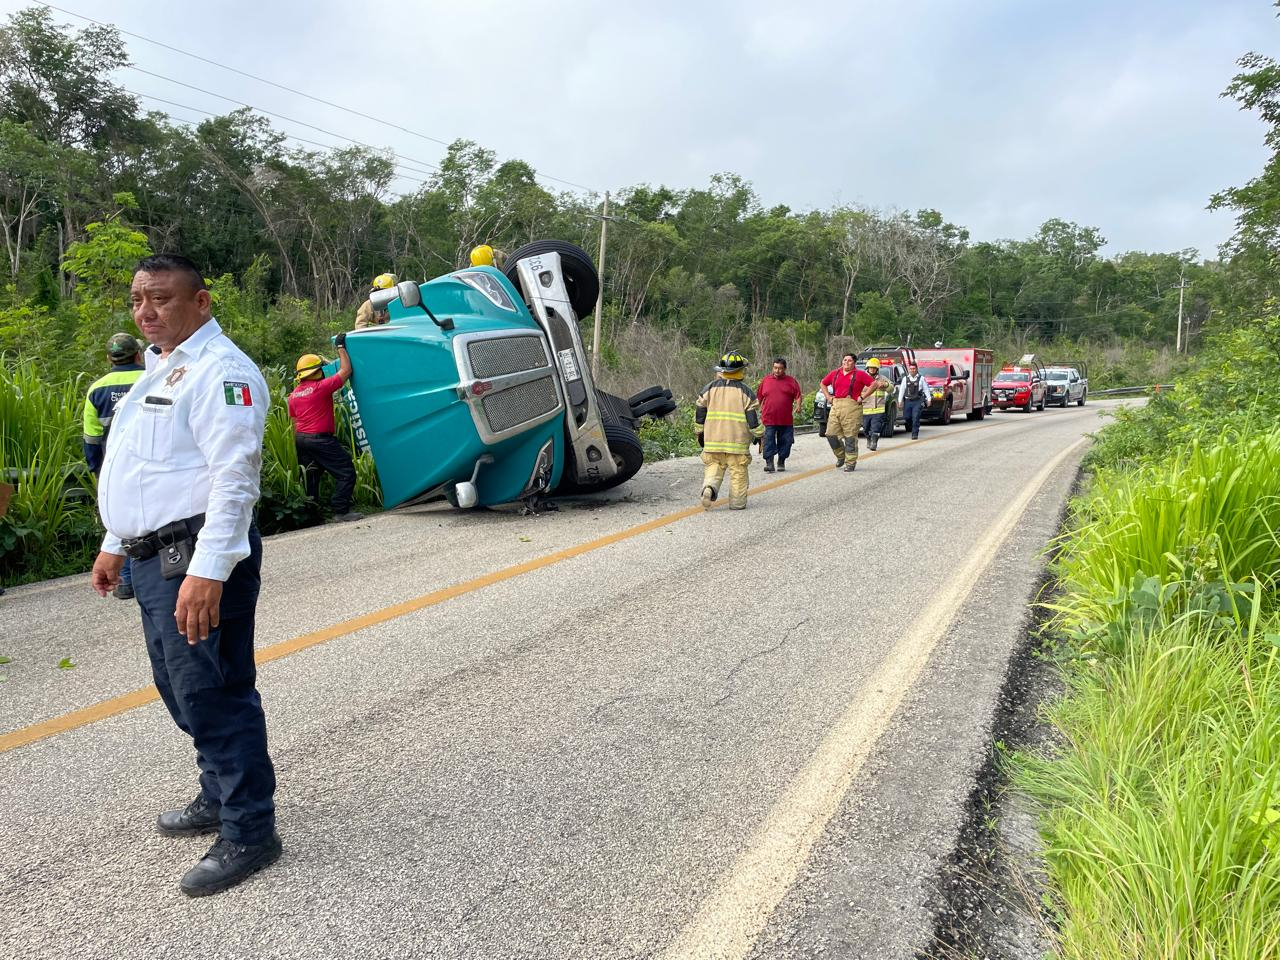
left=337, top=240, right=676, bottom=510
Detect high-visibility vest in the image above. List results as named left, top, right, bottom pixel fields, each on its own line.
left=862, top=378, right=891, bottom=414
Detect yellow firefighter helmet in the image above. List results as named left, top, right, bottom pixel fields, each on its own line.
left=295, top=353, right=325, bottom=381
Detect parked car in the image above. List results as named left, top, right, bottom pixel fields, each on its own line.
left=1045, top=361, right=1088, bottom=406
left=911, top=347, right=995, bottom=422
left=992, top=357, right=1047, bottom=412
left=336, top=240, right=676, bottom=510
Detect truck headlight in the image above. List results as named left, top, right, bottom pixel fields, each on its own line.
left=931, top=390, right=943, bottom=399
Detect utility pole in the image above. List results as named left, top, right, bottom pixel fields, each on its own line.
left=591, top=191, right=609, bottom=379
left=1174, top=269, right=1189, bottom=354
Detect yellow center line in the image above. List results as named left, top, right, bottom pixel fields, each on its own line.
left=0, top=416, right=1014, bottom=755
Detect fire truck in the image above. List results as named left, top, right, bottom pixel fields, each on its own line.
left=991, top=355, right=1048, bottom=412
left=911, top=347, right=995, bottom=422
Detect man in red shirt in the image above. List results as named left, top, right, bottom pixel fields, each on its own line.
left=287, top=333, right=362, bottom=522
left=756, top=357, right=803, bottom=472
left=820, top=352, right=874, bottom=472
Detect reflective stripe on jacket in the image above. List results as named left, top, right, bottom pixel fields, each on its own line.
left=695, top=378, right=763, bottom=455
left=862, top=375, right=892, bottom=414
left=82, top=364, right=144, bottom=473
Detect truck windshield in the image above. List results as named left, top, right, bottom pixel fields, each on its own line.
left=919, top=363, right=949, bottom=378
left=1047, top=371, right=1070, bottom=381
left=997, top=372, right=1031, bottom=382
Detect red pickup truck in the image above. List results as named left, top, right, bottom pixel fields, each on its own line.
left=991, top=356, right=1048, bottom=412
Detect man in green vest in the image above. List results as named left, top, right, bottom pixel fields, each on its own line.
left=83, top=332, right=145, bottom=598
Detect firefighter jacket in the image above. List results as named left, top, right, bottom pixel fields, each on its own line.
left=354, top=299, right=388, bottom=329
left=82, top=362, right=145, bottom=474
left=861, top=375, right=893, bottom=414
left=695, top=378, right=764, bottom=455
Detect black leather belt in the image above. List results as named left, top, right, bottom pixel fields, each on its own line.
left=295, top=431, right=335, bottom=439
left=121, top=514, right=205, bottom=561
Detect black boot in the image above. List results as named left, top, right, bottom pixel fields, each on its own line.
left=180, top=833, right=283, bottom=897
left=763, top=457, right=775, bottom=472
left=157, top=795, right=222, bottom=837
left=777, top=459, right=787, bottom=472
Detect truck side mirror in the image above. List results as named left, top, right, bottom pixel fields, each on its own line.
left=395, top=280, right=422, bottom=308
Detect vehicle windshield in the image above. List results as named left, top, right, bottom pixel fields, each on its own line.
left=997, top=372, right=1031, bottom=382
left=1047, top=371, right=1070, bottom=381
left=918, top=363, right=949, bottom=378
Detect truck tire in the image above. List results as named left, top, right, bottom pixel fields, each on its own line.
left=1038, top=393, right=1046, bottom=411
left=631, top=395, right=677, bottom=419
left=629, top=385, right=668, bottom=407
left=882, top=400, right=896, bottom=437
left=1060, top=394, right=1068, bottom=408
left=1078, top=390, right=1086, bottom=407
left=967, top=404, right=986, bottom=421
left=1023, top=394, right=1033, bottom=413
left=553, top=423, right=644, bottom=496
left=503, top=239, right=600, bottom=319
left=940, top=399, right=953, bottom=425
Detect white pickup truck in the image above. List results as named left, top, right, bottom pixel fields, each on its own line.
left=1044, top=362, right=1088, bottom=407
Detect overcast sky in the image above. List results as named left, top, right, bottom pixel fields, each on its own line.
left=7, top=0, right=1276, bottom=256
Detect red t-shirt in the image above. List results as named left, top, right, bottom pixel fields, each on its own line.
left=288, top=373, right=345, bottom=434
left=822, top=367, right=874, bottom=399
left=757, top=374, right=802, bottom=426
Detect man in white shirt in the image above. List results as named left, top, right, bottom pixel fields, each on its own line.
left=90, top=254, right=280, bottom=897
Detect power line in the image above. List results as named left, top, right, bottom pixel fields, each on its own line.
left=131, top=91, right=440, bottom=186
left=125, top=67, right=443, bottom=177
left=40, top=2, right=599, bottom=194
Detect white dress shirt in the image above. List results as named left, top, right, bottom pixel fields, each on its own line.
left=98, top=317, right=269, bottom=582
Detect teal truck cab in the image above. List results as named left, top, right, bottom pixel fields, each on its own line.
left=337, top=240, right=675, bottom=510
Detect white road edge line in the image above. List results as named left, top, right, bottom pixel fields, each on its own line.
left=661, top=435, right=1089, bottom=960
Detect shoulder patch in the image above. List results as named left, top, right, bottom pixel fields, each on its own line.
left=223, top=381, right=254, bottom=406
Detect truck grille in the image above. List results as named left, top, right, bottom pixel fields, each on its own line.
left=468, top=336, right=548, bottom=379
left=481, top=376, right=559, bottom=434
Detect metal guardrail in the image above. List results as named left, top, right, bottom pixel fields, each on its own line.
left=1090, top=384, right=1175, bottom=397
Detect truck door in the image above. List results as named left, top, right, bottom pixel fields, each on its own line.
left=951, top=364, right=967, bottom=410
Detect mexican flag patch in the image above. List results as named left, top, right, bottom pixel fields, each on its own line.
left=223, top=381, right=253, bottom=406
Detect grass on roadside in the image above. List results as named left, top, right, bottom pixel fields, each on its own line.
left=1015, top=601, right=1280, bottom=960
left=1015, top=426, right=1280, bottom=959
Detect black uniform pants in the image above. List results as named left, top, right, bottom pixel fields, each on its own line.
left=296, top=433, right=357, bottom=514
left=133, top=526, right=276, bottom=844
left=904, top=398, right=925, bottom=437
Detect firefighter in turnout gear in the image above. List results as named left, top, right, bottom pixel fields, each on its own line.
left=820, top=353, right=874, bottom=472
left=355, top=273, right=397, bottom=329
left=859, top=357, right=894, bottom=451
left=695, top=353, right=763, bottom=510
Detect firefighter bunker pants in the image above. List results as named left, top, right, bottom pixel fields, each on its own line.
left=701, top=451, right=751, bottom=509
left=826, top=397, right=860, bottom=464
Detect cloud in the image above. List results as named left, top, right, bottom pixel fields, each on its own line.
left=3, top=0, right=1273, bottom=255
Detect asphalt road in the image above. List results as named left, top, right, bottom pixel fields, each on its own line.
left=0, top=401, right=1111, bottom=959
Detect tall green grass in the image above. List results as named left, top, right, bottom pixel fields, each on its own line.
left=1017, top=427, right=1280, bottom=959
left=1016, top=599, right=1280, bottom=959
left=0, top=362, right=100, bottom=584
left=1049, top=432, right=1280, bottom=647
left=2, top=362, right=385, bottom=580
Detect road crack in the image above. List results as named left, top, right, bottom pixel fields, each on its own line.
left=711, top=617, right=810, bottom=708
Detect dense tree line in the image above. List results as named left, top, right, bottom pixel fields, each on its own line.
left=0, top=6, right=1246, bottom=378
